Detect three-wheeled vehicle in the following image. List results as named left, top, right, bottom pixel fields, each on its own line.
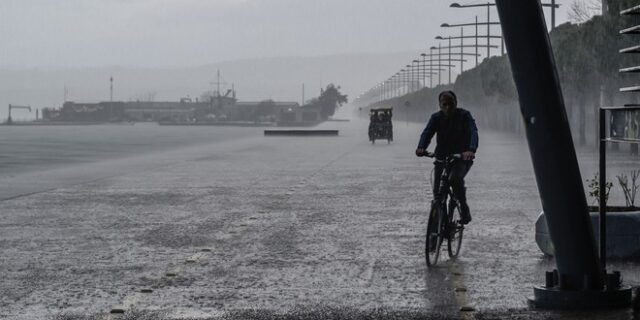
left=368, top=108, right=393, bottom=144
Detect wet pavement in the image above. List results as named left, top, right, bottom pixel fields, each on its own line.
left=1, top=120, right=640, bottom=319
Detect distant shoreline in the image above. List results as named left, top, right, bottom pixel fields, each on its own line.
left=0, top=121, right=115, bottom=126
left=1, top=118, right=349, bottom=127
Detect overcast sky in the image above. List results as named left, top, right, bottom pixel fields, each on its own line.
left=0, top=0, right=572, bottom=68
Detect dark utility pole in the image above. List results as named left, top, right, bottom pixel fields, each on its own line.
left=496, top=0, right=631, bottom=308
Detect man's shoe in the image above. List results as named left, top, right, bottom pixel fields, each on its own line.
left=460, top=203, right=472, bottom=225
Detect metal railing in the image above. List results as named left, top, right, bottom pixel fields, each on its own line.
left=596, top=4, right=640, bottom=271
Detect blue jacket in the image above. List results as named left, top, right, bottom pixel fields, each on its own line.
left=417, top=108, right=479, bottom=158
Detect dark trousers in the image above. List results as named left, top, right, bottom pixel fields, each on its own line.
left=433, top=160, right=473, bottom=203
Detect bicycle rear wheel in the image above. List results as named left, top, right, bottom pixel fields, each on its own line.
left=447, top=200, right=464, bottom=258
left=425, top=205, right=444, bottom=266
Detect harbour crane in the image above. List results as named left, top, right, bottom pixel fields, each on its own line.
left=7, top=104, right=31, bottom=124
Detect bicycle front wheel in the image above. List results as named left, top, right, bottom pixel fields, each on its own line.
left=425, top=205, right=444, bottom=267
left=447, top=201, right=464, bottom=258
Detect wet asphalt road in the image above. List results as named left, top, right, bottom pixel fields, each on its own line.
left=1, top=120, right=640, bottom=319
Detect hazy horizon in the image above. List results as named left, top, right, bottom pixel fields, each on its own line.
left=0, top=51, right=431, bottom=119
left=0, top=0, right=575, bottom=119
left=0, top=0, right=572, bottom=68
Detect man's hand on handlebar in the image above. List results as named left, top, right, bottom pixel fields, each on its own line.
left=462, top=151, right=476, bottom=161
left=416, top=149, right=435, bottom=157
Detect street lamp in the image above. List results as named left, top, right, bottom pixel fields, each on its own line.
left=397, top=62, right=440, bottom=94
left=421, top=53, right=447, bottom=88
left=402, top=68, right=409, bottom=95
left=406, top=64, right=415, bottom=93
left=436, top=29, right=501, bottom=66
left=406, top=63, right=419, bottom=93
left=441, top=20, right=501, bottom=58
left=432, top=45, right=442, bottom=86
left=433, top=42, right=489, bottom=84
left=450, top=1, right=560, bottom=30
left=412, top=59, right=420, bottom=92
left=428, top=48, right=434, bottom=87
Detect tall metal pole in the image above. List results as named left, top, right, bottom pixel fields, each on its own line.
left=110, top=77, right=113, bottom=102
left=386, top=81, right=389, bottom=100
left=551, top=0, right=556, bottom=30
left=487, top=3, right=491, bottom=58
left=599, top=108, right=607, bottom=272
left=414, top=60, right=419, bottom=90
left=475, top=16, right=479, bottom=66
left=409, top=65, right=413, bottom=93
left=414, top=62, right=418, bottom=91
left=412, top=62, right=416, bottom=92
left=430, top=48, right=434, bottom=88
left=382, top=82, right=386, bottom=101
left=448, top=37, right=452, bottom=84
left=394, top=76, right=398, bottom=98
left=407, top=64, right=413, bottom=93
left=390, top=77, right=394, bottom=99
left=422, top=55, right=424, bottom=88
left=402, top=70, right=406, bottom=95
left=496, top=0, right=605, bottom=293
left=460, top=27, right=464, bottom=73
left=416, top=61, right=420, bottom=90
left=407, top=68, right=411, bottom=94
left=438, top=43, right=442, bottom=86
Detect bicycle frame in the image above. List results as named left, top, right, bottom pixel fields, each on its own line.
left=424, top=153, right=465, bottom=266
left=432, top=157, right=460, bottom=218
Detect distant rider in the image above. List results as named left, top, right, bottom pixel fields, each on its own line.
left=415, top=90, right=478, bottom=224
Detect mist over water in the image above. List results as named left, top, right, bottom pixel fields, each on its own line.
left=0, top=124, right=260, bottom=176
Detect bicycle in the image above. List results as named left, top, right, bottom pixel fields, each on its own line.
left=421, top=152, right=465, bottom=267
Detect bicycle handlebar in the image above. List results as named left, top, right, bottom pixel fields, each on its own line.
left=419, top=152, right=462, bottom=159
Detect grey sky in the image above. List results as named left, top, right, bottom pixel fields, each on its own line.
left=0, top=0, right=571, bottom=68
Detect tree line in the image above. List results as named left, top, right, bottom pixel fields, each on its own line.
left=370, top=3, right=639, bottom=154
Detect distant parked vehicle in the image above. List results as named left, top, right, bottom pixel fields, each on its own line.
left=368, top=108, right=393, bottom=144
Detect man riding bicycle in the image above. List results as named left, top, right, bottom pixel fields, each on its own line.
left=415, top=90, right=479, bottom=225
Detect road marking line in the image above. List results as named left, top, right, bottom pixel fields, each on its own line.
left=447, top=267, right=475, bottom=319
left=111, top=292, right=145, bottom=312
left=186, top=252, right=206, bottom=263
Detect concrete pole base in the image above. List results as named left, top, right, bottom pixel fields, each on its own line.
left=529, top=270, right=632, bottom=309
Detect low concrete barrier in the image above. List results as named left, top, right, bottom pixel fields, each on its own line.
left=159, top=121, right=275, bottom=127
left=535, top=210, right=640, bottom=259
left=264, top=130, right=339, bottom=136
